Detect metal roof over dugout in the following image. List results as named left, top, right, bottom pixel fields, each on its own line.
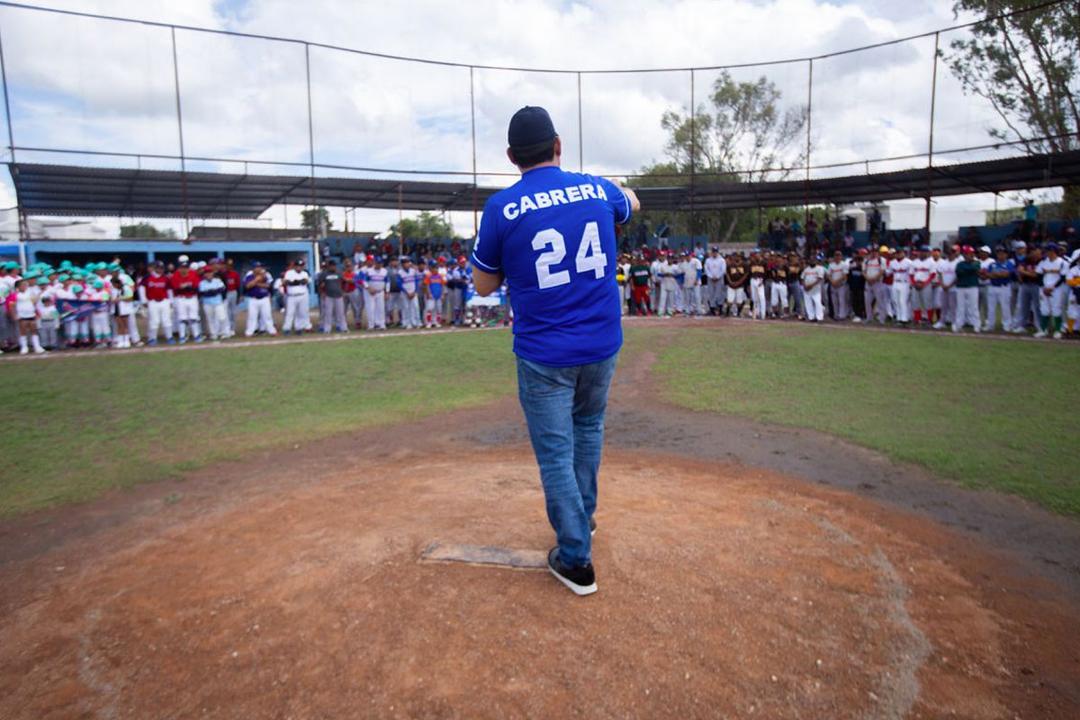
left=8, top=149, right=1079, bottom=220
left=8, top=163, right=501, bottom=219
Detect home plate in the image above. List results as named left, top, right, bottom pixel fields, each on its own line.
left=420, top=542, right=547, bottom=571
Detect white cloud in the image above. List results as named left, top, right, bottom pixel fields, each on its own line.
left=0, top=0, right=1034, bottom=236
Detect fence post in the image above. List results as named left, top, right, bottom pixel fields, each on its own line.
left=925, top=32, right=940, bottom=234
left=804, top=58, right=813, bottom=230
left=470, top=66, right=478, bottom=238
left=170, top=27, right=190, bottom=238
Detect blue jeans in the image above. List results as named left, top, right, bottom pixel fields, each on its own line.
left=516, top=353, right=619, bottom=568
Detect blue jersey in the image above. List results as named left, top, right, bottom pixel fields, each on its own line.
left=988, top=259, right=1015, bottom=286
left=472, top=166, right=631, bottom=366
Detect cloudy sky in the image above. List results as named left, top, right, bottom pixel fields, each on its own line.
left=0, top=0, right=1051, bottom=236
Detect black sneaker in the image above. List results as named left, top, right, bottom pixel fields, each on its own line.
left=547, top=547, right=597, bottom=596
left=589, top=516, right=597, bottom=537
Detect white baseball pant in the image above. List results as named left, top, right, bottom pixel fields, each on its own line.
left=283, top=294, right=310, bottom=331
left=803, top=287, right=824, bottom=321
left=770, top=281, right=788, bottom=313
left=985, top=285, right=1013, bottom=331
left=1039, top=285, right=1068, bottom=318
left=175, top=296, right=201, bottom=340
left=245, top=296, right=276, bottom=336
left=203, top=303, right=228, bottom=339
left=366, top=292, right=387, bottom=329
left=865, top=282, right=889, bottom=323
left=891, top=283, right=911, bottom=322
left=749, top=278, right=767, bottom=319
left=953, top=287, right=980, bottom=332
left=147, top=299, right=173, bottom=340
left=402, top=294, right=420, bottom=328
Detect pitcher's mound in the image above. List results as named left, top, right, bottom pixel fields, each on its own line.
left=0, top=450, right=1065, bottom=718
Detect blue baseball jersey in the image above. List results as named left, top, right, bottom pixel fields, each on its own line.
left=471, top=166, right=631, bottom=367
left=988, top=259, right=1015, bottom=286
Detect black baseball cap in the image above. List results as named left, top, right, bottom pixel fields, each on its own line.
left=508, top=106, right=557, bottom=148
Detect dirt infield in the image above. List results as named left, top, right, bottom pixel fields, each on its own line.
left=2, top=332, right=1079, bottom=718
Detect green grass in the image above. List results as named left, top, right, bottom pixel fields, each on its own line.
left=5, top=323, right=1078, bottom=519
left=0, top=331, right=516, bottom=516
left=653, top=325, right=1080, bottom=516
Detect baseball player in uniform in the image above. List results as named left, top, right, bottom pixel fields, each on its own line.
left=953, top=245, right=982, bottom=333
left=398, top=257, right=421, bottom=329
left=933, top=245, right=959, bottom=329
left=1066, top=250, right=1080, bottom=336
left=681, top=251, right=703, bottom=316
left=909, top=246, right=936, bottom=325
left=768, top=260, right=789, bottom=317
left=448, top=256, right=469, bottom=325
left=342, top=259, right=364, bottom=329
left=1035, top=243, right=1069, bottom=338
left=424, top=264, right=447, bottom=327
left=170, top=256, right=203, bottom=342
left=887, top=247, right=913, bottom=324
left=649, top=253, right=663, bottom=314
left=282, top=260, right=312, bottom=334
left=364, top=256, right=388, bottom=330
left=657, top=252, right=678, bottom=317
left=198, top=268, right=229, bottom=341
left=977, top=246, right=993, bottom=329
left=747, top=253, right=767, bottom=320
left=317, top=260, right=348, bottom=333
left=628, top=254, right=651, bottom=315
left=704, top=247, right=726, bottom=315
left=862, top=247, right=888, bottom=324
left=826, top=250, right=850, bottom=320
left=1011, top=246, right=1041, bottom=333
left=242, top=263, right=277, bottom=336
left=984, top=246, right=1015, bottom=332
left=725, top=255, right=748, bottom=316
left=801, top=254, right=826, bottom=322
left=139, top=262, right=174, bottom=345
left=470, top=106, right=639, bottom=596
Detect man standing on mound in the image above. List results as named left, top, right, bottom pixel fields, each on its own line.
left=470, top=106, right=640, bottom=596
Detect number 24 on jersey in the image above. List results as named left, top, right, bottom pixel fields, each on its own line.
left=532, top=221, right=608, bottom=289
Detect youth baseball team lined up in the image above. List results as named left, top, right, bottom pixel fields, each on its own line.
left=618, top=240, right=1080, bottom=337
left=0, top=252, right=486, bottom=355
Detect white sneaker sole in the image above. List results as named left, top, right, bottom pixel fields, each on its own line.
left=548, top=565, right=598, bottom=596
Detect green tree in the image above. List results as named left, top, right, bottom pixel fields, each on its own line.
left=119, top=222, right=176, bottom=239
left=389, top=211, right=457, bottom=240
left=301, top=207, right=333, bottom=237
left=944, top=0, right=1079, bottom=214
left=633, top=71, right=808, bottom=242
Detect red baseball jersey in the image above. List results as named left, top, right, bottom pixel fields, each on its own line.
left=141, top=274, right=171, bottom=301
left=170, top=269, right=200, bottom=297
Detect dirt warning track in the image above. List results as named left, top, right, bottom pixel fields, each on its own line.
left=1, top=332, right=1078, bottom=719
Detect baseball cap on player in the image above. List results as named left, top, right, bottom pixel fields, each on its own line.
left=508, top=106, right=557, bottom=149
left=978, top=245, right=992, bottom=254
